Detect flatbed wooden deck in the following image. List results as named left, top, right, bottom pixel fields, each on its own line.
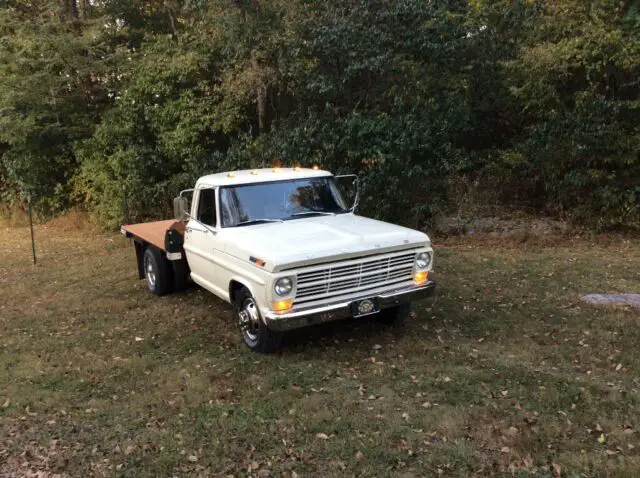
left=121, top=219, right=185, bottom=250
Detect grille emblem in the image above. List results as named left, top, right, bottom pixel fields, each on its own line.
left=357, top=299, right=375, bottom=315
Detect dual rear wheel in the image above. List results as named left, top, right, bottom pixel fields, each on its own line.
left=143, top=246, right=189, bottom=295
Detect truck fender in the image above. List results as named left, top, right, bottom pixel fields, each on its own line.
left=228, top=278, right=267, bottom=322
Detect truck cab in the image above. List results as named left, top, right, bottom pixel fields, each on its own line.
left=122, top=167, right=436, bottom=352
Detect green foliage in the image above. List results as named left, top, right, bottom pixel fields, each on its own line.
left=502, top=0, right=640, bottom=229
left=1, top=0, right=639, bottom=230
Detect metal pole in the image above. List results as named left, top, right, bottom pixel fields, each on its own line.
left=28, top=196, right=36, bottom=265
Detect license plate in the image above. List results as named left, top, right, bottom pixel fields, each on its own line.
left=352, top=298, right=379, bottom=317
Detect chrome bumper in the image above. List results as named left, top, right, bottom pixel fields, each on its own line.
left=264, top=281, right=436, bottom=331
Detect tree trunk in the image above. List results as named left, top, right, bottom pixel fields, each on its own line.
left=253, top=58, right=267, bottom=136
left=70, top=0, right=79, bottom=20
left=257, top=85, right=267, bottom=136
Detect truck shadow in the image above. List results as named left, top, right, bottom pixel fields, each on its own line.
left=278, top=315, right=403, bottom=354
left=180, top=285, right=423, bottom=354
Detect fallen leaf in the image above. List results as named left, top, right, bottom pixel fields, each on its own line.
left=355, top=451, right=364, bottom=460
left=372, top=344, right=382, bottom=350
left=615, top=363, right=622, bottom=371
left=422, top=401, right=432, bottom=408
left=605, top=450, right=618, bottom=456
left=316, top=433, right=329, bottom=440
left=597, top=433, right=606, bottom=444
left=500, top=446, right=510, bottom=454
left=135, top=336, right=144, bottom=342
left=552, top=462, right=561, bottom=477
left=2, top=398, right=10, bottom=408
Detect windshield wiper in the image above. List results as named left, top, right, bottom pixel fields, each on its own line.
left=290, top=210, right=336, bottom=217
left=235, top=218, right=284, bottom=227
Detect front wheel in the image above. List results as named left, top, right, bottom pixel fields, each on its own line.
left=378, top=302, right=412, bottom=326
left=235, top=288, right=282, bottom=353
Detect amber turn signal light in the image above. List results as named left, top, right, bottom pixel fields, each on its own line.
left=273, top=299, right=293, bottom=313
left=414, top=271, right=428, bottom=285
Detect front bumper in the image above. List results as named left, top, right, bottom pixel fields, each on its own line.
left=264, top=281, right=436, bottom=331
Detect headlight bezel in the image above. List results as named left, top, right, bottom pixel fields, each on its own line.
left=415, top=251, right=432, bottom=269
left=274, top=276, right=294, bottom=297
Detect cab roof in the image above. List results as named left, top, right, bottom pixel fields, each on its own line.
left=195, top=167, right=333, bottom=187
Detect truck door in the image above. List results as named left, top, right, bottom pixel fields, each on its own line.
left=183, top=187, right=226, bottom=298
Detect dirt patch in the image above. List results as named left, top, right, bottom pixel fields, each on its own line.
left=437, top=212, right=571, bottom=239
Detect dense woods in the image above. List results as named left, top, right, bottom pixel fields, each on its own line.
left=1, top=0, right=639, bottom=230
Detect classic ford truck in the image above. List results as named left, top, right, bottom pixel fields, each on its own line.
left=121, top=167, right=436, bottom=352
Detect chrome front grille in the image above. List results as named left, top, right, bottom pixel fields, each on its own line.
left=295, top=251, right=416, bottom=304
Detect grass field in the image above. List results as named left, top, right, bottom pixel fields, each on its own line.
left=1, top=223, right=640, bottom=477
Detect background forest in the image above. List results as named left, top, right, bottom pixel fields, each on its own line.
left=1, top=0, right=639, bottom=230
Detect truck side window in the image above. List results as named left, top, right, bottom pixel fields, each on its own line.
left=197, top=188, right=217, bottom=227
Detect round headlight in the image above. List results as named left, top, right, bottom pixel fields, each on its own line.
left=274, top=277, right=294, bottom=296
left=416, top=251, right=431, bottom=269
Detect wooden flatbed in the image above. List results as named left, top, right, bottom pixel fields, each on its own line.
left=121, top=219, right=185, bottom=251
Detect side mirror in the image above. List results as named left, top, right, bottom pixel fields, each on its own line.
left=174, top=189, right=194, bottom=222
left=335, top=174, right=360, bottom=212
left=173, top=196, right=189, bottom=222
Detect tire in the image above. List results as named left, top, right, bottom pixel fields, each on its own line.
left=235, top=287, right=282, bottom=353
left=378, top=302, right=412, bottom=326
left=143, top=246, right=173, bottom=296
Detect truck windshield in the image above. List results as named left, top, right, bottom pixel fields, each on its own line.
left=220, top=177, right=349, bottom=227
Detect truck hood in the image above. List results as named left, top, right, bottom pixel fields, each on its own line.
left=222, top=214, right=430, bottom=272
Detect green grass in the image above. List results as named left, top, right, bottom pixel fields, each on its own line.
left=1, top=224, right=640, bottom=477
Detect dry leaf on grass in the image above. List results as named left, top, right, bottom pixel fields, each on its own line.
left=316, top=433, right=329, bottom=440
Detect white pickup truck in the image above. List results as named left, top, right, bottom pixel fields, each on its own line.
left=122, top=167, right=436, bottom=352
